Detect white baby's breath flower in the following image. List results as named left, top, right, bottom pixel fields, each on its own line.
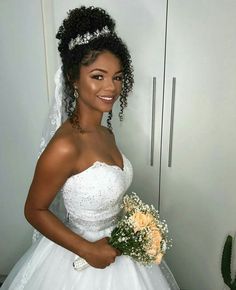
left=162, top=240, right=167, bottom=252
left=109, top=192, right=172, bottom=266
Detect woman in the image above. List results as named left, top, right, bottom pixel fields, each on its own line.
left=2, top=6, right=180, bottom=289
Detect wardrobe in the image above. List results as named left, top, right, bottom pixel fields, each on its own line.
left=50, top=1, right=236, bottom=289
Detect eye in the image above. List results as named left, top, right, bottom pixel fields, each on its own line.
left=114, top=75, right=123, bottom=81
left=91, top=75, right=103, bottom=80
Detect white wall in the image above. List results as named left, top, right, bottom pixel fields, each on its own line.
left=0, top=0, right=49, bottom=274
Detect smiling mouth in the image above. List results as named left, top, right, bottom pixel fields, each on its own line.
left=97, top=95, right=115, bottom=102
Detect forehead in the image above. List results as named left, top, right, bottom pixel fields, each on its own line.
left=81, top=51, right=122, bottom=73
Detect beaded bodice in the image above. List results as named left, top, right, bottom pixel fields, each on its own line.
left=62, top=153, right=133, bottom=232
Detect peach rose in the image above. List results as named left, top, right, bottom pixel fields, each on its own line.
left=130, top=212, right=155, bottom=232
left=150, top=229, right=162, bottom=245
left=146, top=228, right=163, bottom=260
left=155, top=253, right=164, bottom=264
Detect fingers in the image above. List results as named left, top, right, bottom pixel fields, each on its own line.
left=103, top=237, right=122, bottom=256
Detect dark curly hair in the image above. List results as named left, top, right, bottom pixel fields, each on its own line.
left=55, top=6, right=134, bottom=132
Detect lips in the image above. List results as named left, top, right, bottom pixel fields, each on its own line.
left=97, top=95, right=115, bottom=103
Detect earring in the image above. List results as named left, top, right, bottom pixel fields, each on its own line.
left=74, top=87, right=79, bottom=99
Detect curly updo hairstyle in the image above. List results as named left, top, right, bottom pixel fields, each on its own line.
left=56, top=6, right=134, bottom=132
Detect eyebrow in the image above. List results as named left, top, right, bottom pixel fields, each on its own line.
left=89, top=68, right=123, bottom=74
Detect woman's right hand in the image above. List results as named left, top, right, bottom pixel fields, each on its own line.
left=81, top=237, right=121, bottom=269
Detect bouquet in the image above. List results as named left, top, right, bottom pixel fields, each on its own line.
left=73, top=192, right=172, bottom=270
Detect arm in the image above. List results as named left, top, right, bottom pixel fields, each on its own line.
left=24, top=137, right=119, bottom=268
left=24, top=137, right=88, bottom=255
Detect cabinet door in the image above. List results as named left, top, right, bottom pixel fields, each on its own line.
left=111, top=0, right=167, bottom=209
left=161, top=1, right=236, bottom=289
left=52, top=0, right=167, bottom=208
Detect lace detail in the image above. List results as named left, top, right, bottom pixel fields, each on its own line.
left=62, top=153, right=133, bottom=232
left=67, top=212, right=122, bottom=232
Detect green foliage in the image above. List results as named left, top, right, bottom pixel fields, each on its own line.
left=221, top=235, right=236, bottom=290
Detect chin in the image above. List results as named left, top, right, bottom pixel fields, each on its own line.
left=97, top=102, right=116, bottom=113
left=101, top=106, right=114, bottom=113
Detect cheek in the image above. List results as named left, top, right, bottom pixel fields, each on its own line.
left=81, top=81, right=101, bottom=95
left=117, top=82, right=122, bottom=94
left=89, top=83, right=100, bottom=94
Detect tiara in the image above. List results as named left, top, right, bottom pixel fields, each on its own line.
left=68, top=26, right=111, bottom=50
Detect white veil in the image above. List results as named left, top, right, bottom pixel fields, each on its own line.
left=32, top=66, right=68, bottom=243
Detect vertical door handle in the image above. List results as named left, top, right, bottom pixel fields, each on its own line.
left=150, top=77, right=157, bottom=166
left=168, top=77, right=176, bottom=167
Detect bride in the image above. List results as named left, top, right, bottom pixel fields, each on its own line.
left=2, top=6, right=180, bottom=289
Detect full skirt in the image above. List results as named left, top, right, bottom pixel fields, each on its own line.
left=2, top=226, right=180, bottom=290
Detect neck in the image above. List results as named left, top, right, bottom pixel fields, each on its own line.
left=72, top=103, right=104, bottom=133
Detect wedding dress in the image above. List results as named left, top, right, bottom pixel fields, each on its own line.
left=2, top=67, right=179, bottom=289
left=2, top=151, right=180, bottom=290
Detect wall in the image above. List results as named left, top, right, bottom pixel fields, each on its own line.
left=0, top=0, right=49, bottom=274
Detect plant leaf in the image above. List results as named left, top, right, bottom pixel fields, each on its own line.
left=221, top=235, right=232, bottom=287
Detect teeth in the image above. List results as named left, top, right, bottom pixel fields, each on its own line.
left=98, top=96, right=113, bottom=100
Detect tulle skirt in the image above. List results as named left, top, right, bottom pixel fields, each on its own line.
left=2, top=225, right=180, bottom=290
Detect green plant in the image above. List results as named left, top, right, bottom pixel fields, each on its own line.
left=221, top=235, right=236, bottom=290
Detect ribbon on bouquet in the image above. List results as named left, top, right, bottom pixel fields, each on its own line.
left=73, top=256, right=90, bottom=271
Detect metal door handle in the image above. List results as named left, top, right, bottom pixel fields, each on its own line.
left=168, top=77, right=176, bottom=167
left=150, top=77, right=157, bottom=166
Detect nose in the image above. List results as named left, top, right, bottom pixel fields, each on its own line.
left=104, top=78, right=116, bottom=92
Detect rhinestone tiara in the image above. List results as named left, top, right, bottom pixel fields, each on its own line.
left=68, top=26, right=111, bottom=50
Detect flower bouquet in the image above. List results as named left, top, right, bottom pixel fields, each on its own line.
left=73, top=192, right=172, bottom=270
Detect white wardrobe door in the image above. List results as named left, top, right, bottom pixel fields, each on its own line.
left=161, top=1, right=236, bottom=289
left=52, top=0, right=167, bottom=208
left=110, top=0, right=167, bottom=208
left=0, top=0, right=48, bottom=274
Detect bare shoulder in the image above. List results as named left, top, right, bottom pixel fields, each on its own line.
left=44, top=135, right=76, bottom=160
left=26, top=122, right=81, bottom=211
left=37, top=121, right=80, bottom=175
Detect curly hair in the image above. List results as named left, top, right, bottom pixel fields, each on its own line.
left=55, top=6, right=134, bottom=132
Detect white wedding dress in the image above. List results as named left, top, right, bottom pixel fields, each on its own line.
left=2, top=153, right=180, bottom=290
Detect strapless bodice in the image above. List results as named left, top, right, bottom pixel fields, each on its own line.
left=61, top=153, right=133, bottom=232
